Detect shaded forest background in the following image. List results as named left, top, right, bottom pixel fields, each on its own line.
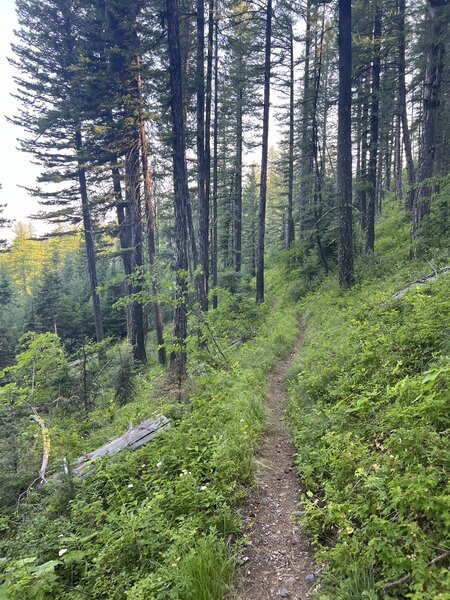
left=0, top=0, right=449, bottom=597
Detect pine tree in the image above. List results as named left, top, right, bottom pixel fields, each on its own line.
left=166, top=0, right=190, bottom=378
left=11, top=0, right=105, bottom=345
left=365, top=0, right=382, bottom=254
left=337, top=0, right=354, bottom=289
left=255, top=0, right=272, bottom=304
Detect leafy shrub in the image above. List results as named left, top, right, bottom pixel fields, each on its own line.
left=0, top=299, right=298, bottom=599
left=288, top=201, right=450, bottom=599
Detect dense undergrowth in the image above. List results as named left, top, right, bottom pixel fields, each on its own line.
left=1, top=193, right=448, bottom=599
left=283, top=197, right=450, bottom=599
left=0, top=288, right=299, bottom=599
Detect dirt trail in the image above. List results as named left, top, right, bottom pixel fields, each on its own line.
left=235, top=324, right=316, bottom=600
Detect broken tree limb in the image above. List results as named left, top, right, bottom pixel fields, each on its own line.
left=381, top=550, right=450, bottom=591
left=17, top=412, right=51, bottom=508
left=72, top=415, right=170, bottom=478
left=30, top=413, right=51, bottom=486
left=391, top=266, right=450, bottom=300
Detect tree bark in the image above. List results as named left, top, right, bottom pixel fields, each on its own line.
left=255, top=0, right=272, bottom=304
left=233, top=83, right=243, bottom=271
left=286, top=21, right=295, bottom=249
left=212, top=16, right=219, bottom=309
left=358, top=73, right=370, bottom=230
left=366, top=0, right=382, bottom=254
left=137, top=81, right=166, bottom=366
left=111, top=164, right=133, bottom=343
left=196, top=0, right=209, bottom=309
left=312, top=8, right=328, bottom=272
left=412, top=0, right=448, bottom=236
left=166, top=0, right=190, bottom=378
left=125, top=137, right=147, bottom=364
left=205, top=0, right=214, bottom=301
left=298, top=0, right=313, bottom=241
left=75, top=129, right=104, bottom=345
left=337, top=0, right=354, bottom=289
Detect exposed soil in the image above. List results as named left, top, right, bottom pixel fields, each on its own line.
left=234, top=323, right=317, bottom=600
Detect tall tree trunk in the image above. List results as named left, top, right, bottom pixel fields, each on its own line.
left=311, top=7, right=328, bottom=272
left=136, top=87, right=166, bottom=365
left=181, top=10, right=199, bottom=274
left=394, top=111, right=403, bottom=202
left=205, top=0, right=214, bottom=300
left=397, top=0, right=414, bottom=205
left=412, top=0, right=448, bottom=236
left=255, top=0, right=272, bottom=304
left=385, top=112, right=393, bottom=194
left=356, top=78, right=362, bottom=214
left=365, top=0, right=382, bottom=253
left=196, top=0, right=209, bottom=309
left=358, top=73, right=370, bottom=230
left=298, top=0, right=312, bottom=241
left=75, top=129, right=104, bottom=346
left=233, top=82, right=243, bottom=271
left=212, top=16, right=219, bottom=308
left=337, top=0, right=354, bottom=289
left=166, top=0, right=190, bottom=378
left=180, top=5, right=208, bottom=310
left=112, top=163, right=133, bottom=341
left=376, top=140, right=383, bottom=214
left=395, top=17, right=404, bottom=207
left=125, top=138, right=147, bottom=364
left=286, top=21, right=295, bottom=249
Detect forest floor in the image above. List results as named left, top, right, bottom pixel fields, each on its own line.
left=234, top=322, right=317, bottom=599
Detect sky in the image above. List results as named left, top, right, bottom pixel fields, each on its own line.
left=0, top=0, right=46, bottom=241
left=0, top=0, right=287, bottom=244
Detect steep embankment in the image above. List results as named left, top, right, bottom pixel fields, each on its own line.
left=285, top=203, right=450, bottom=599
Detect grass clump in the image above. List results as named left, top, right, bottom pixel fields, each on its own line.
left=0, top=296, right=298, bottom=599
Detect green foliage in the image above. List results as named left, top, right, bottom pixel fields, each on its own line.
left=2, top=332, right=70, bottom=407
left=0, top=299, right=298, bottom=599
left=0, top=557, right=60, bottom=600
left=287, top=200, right=450, bottom=598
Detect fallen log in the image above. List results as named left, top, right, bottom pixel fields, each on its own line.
left=391, top=266, right=450, bottom=300
left=72, top=415, right=170, bottom=478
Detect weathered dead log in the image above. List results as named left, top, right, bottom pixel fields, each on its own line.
left=391, top=267, right=450, bottom=300
left=72, top=415, right=170, bottom=478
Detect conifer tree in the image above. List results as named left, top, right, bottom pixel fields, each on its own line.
left=255, top=0, right=272, bottom=304
left=366, top=0, right=382, bottom=254
left=11, top=0, right=105, bottom=345
left=412, top=0, right=449, bottom=236
left=166, top=0, right=190, bottom=378
left=337, top=0, right=354, bottom=289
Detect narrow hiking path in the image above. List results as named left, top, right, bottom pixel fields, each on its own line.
left=235, top=323, right=317, bottom=600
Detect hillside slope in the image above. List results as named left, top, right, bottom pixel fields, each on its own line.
left=284, top=201, right=449, bottom=599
